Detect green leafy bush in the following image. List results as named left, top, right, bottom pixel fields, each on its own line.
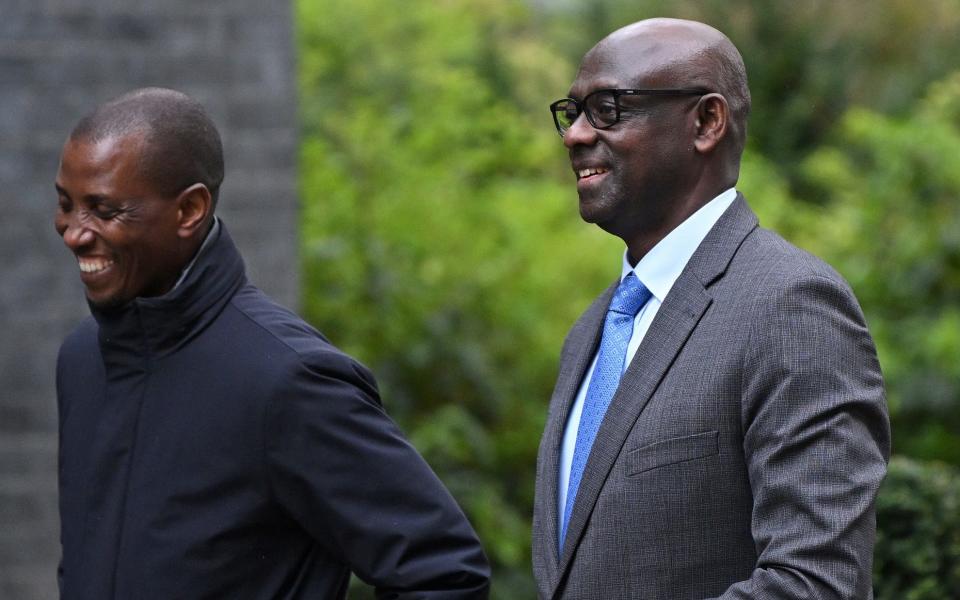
left=297, top=1, right=614, bottom=594
left=793, top=72, right=960, bottom=464
left=875, top=457, right=960, bottom=599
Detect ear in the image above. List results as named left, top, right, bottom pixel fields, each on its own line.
left=693, top=93, right=729, bottom=154
left=175, top=183, right=213, bottom=239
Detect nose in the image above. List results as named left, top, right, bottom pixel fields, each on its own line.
left=56, top=213, right=95, bottom=252
left=562, top=112, right=598, bottom=149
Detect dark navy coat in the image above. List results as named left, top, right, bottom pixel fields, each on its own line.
left=56, top=223, right=490, bottom=599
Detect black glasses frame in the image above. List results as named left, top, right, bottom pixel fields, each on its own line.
left=549, top=88, right=709, bottom=136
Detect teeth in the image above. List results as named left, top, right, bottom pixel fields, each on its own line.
left=577, top=167, right=608, bottom=179
left=78, top=258, right=114, bottom=273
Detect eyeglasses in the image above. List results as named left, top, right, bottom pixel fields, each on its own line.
left=549, top=88, right=709, bottom=136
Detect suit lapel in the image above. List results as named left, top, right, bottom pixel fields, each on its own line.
left=535, top=282, right=615, bottom=585
left=554, top=276, right=713, bottom=584
left=550, top=194, right=759, bottom=596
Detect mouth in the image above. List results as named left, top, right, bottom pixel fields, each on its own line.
left=76, top=257, right=118, bottom=290
left=575, top=166, right=609, bottom=180
left=573, top=165, right=610, bottom=193
left=77, top=257, right=115, bottom=274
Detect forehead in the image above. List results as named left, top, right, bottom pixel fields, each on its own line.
left=57, top=133, right=149, bottom=191
left=568, top=36, right=685, bottom=98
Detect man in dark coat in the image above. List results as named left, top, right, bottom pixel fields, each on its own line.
left=53, top=87, right=490, bottom=599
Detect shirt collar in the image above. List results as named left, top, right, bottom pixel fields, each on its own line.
left=620, top=188, right=738, bottom=301
left=172, top=216, right=221, bottom=291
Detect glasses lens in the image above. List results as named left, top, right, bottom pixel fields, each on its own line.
left=552, top=99, right=579, bottom=133
left=584, top=91, right=618, bottom=128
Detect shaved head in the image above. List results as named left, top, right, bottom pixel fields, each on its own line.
left=589, top=18, right=751, bottom=155
left=560, top=18, right=753, bottom=258
left=69, top=87, right=225, bottom=205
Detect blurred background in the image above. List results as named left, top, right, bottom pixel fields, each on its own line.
left=3, top=0, right=959, bottom=598
left=1, top=1, right=297, bottom=596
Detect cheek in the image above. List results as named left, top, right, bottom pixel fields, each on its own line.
left=120, top=231, right=182, bottom=279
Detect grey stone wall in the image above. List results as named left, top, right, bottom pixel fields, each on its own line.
left=0, top=2, right=298, bottom=597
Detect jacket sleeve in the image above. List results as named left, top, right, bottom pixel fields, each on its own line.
left=263, top=346, right=490, bottom=599
left=714, top=272, right=891, bottom=599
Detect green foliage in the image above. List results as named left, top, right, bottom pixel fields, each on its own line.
left=875, top=457, right=960, bottom=599
left=298, top=0, right=619, bottom=594
left=297, top=1, right=960, bottom=596
left=794, top=73, right=960, bottom=463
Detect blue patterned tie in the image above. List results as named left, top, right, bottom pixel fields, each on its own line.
left=560, top=272, right=651, bottom=548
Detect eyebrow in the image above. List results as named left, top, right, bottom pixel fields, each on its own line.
left=56, top=187, right=124, bottom=210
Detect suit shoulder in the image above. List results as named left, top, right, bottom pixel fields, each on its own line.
left=736, top=225, right=854, bottom=293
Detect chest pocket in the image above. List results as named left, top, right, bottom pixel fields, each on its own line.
left=626, top=430, right=719, bottom=476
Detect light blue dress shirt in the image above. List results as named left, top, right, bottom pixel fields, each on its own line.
left=558, top=188, right=738, bottom=518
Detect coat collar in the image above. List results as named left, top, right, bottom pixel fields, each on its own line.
left=91, top=221, right=247, bottom=363
left=540, top=194, right=758, bottom=597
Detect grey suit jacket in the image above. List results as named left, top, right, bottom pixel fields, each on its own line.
left=532, top=195, right=890, bottom=599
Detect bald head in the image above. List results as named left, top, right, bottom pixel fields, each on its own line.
left=558, top=18, right=752, bottom=256
left=589, top=18, right=751, bottom=155
left=69, top=87, right=225, bottom=205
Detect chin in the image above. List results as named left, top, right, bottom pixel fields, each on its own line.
left=85, top=291, right=131, bottom=312
left=577, top=193, right=616, bottom=225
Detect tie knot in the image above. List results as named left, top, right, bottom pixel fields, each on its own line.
left=609, top=272, right=651, bottom=316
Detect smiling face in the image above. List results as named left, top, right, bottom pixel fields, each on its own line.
left=54, top=133, right=190, bottom=309
left=562, top=26, right=710, bottom=257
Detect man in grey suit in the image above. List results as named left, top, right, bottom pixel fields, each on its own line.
left=532, top=18, right=890, bottom=599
